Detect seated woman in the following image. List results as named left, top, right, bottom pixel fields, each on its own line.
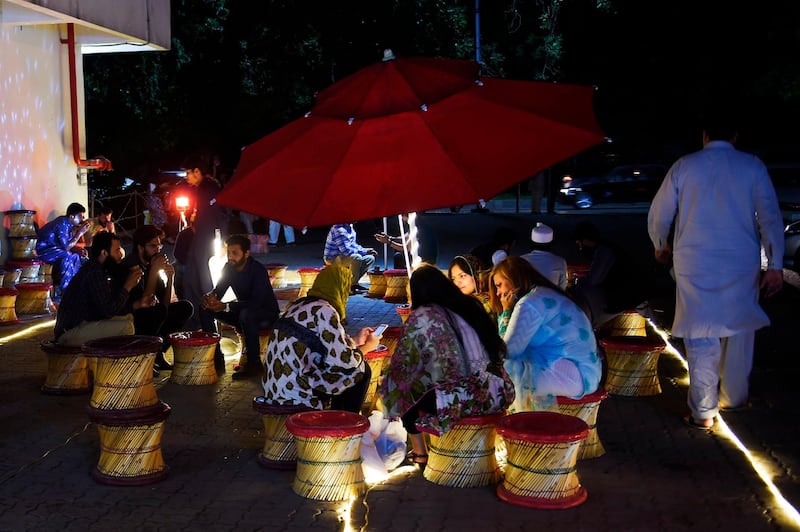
left=448, top=254, right=493, bottom=317
left=380, top=265, right=515, bottom=467
left=262, top=264, right=381, bottom=412
left=490, top=256, right=602, bottom=412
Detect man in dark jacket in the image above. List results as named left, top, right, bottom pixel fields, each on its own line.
left=200, top=234, right=279, bottom=379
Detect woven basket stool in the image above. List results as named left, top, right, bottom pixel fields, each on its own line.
left=380, top=326, right=403, bottom=357
left=383, top=269, right=408, bottom=303
left=286, top=410, right=370, bottom=501
left=168, top=331, right=220, bottom=385
left=420, top=413, right=504, bottom=488
left=89, top=401, right=171, bottom=486
left=395, top=304, right=411, bottom=324
left=8, top=236, right=37, bottom=259
left=7, top=259, right=41, bottom=283
left=6, top=209, right=37, bottom=237
left=266, top=263, right=289, bottom=288
left=361, top=344, right=391, bottom=414
left=496, top=412, right=589, bottom=509
left=252, top=399, right=313, bottom=469
left=556, top=387, right=609, bottom=459
left=83, top=336, right=164, bottom=419
left=298, top=267, right=321, bottom=298
left=15, top=282, right=53, bottom=315
left=366, top=269, right=387, bottom=298
left=601, top=336, right=666, bottom=396
left=2, top=269, right=21, bottom=288
left=0, top=287, right=19, bottom=324
left=39, top=340, right=91, bottom=395
left=602, top=310, right=646, bottom=337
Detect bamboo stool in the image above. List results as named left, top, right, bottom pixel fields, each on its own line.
left=286, top=410, right=370, bottom=501
left=266, top=263, right=289, bottom=288
left=366, top=269, right=387, bottom=298
left=395, top=304, right=411, bottom=324
left=600, top=336, right=666, bottom=396
left=168, top=331, right=220, bottom=385
left=0, top=287, right=19, bottom=324
left=83, top=336, right=164, bottom=419
left=566, top=263, right=590, bottom=288
left=8, top=236, right=37, bottom=259
left=380, top=326, right=403, bottom=357
left=39, top=340, right=90, bottom=395
left=7, top=259, right=41, bottom=282
left=421, top=413, right=504, bottom=488
left=14, top=282, right=53, bottom=315
left=298, top=267, right=321, bottom=298
left=6, top=209, right=37, bottom=237
left=556, top=387, right=608, bottom=459
left=601, top=310, right=646, bottom=337
left=496, top=412, right=589, bottom=509
left=361, top=345, right=391, bottom=414
left=252, top=398, right=313, bottom=469
left=382, top=269, right=409, bottom=303
left=89, top=401, right=171, bottom=486
left=40, top=263, right=53, bottom=285
left=2, top=269, right=21, bottom=288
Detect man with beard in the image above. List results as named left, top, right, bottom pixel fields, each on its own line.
left=200, top=234, right=279, bottom=380
left=82, top=206, right=116, bottom=247
left=36, top=202, right=92, bottom=298
left=119, top=225, right=194, bottom=373
left=54, top=232, right=149, bottom=346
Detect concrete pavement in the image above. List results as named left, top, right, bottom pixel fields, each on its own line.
left=1, top=211, right=799, bottom=531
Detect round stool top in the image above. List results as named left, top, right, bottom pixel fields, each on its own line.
left=383, top=269, right=408, bottom=277
left=168, top=331, right=221, bottom=346
left=600, top=336, right=666, bottom=352
left=364, top=344, right=389, bottom=361
left=6, top=259, right=42, bottom=267
left=6, top=209, right=36, bottom=215
left=557, top=386, right=609, bottom=405
left=265, top=263, right=289, bottom=269
left=0, top=287, right=19, bottom=296
left=83, top=335, right=163, bottom=357
left=497, top=412, right=589, bottom=444
left=8, top=235, right=36, bottom=241
left=252, top=397, right=314, bottom=415
left=298, top=267, right=321, bottom=274
left=396, top=304, right=411, bottom=313
left=40, top=339, right=82, bottom=354
left=286, top=410, right=369, bottom=438
left=15, top=282, right=53, bottom=291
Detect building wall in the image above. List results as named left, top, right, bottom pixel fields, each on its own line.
left=0, top=23, right=88, bottom=250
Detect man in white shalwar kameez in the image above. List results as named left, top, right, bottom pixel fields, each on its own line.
left=648, top=116, right=783, bottom=428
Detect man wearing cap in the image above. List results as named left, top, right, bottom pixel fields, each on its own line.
left=521, top=223, right=568, bottom=289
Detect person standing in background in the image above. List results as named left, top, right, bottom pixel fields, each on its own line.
left=268, top=220, right=295, bottom=246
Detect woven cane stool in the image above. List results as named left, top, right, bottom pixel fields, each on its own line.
left=420, top=413, right=504, bottom=488
left=8, top=236, right=37, bottom=259
left=556, top=387, right=609, bottom=459
left=298, top=267, right=321, bottom=298
left=395, top=304, right=411, bottom=324
left=266, top=263, right=289, bottom=288
left=286, top=410, right=370, bottom=501
left=496, top=412, right=589, bottom=509
left=602, top=310, right=646, bottom=337
left=380, top=326, right=403, bottom=357
left=366, top=269, right=387, bottom=298
left=361, top=345, right=391, bottom=414
left=2, top=268, right=21, bottom=288
left=168, top=331, right=220, bottom=385
left=15, top=282, right=53, bottom=315
left=7, top=259, right=41, bottom=283
left=6, top=209, right=37, bottom=237
left=252, top=398, right=313, bottom=469
left=39, top=340, right=90, bottom=395
left=383, top=269, right=409, bottom=303
left=601, top=336, right=666, bottom=396
left=0, top=287, right=19, bottom=324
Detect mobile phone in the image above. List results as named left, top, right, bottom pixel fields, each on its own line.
left=374, top=323, right=388, bottom=336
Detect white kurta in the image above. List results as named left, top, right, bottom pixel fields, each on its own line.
left=648, top=141, right=784, bottom=338
left=520, top=250, right=568, bottom=289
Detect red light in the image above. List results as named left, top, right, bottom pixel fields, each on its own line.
left=175, top=196, right=190, bottom=211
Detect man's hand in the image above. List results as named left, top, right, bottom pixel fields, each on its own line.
left=654, top=248, right=671, bottom=265
left=374, top=233, right=390, bottom=244
left=366, top=247, right=378, bottom=256
left=201, top=292, right=225, bottom=312
left=123, top=266, right=143, bottom=292
left=134, top=293, right=158, bottom=310
left=760, top=269, right=783, bottom=298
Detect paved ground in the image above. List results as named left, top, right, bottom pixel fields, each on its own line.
left=1, top=211, right=799, bottom=531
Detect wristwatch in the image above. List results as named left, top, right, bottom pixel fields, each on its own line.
left=225, top=303, right=230, bottom=313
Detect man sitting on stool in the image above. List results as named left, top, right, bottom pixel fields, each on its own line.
left=200, top=234, right=280, bottom=380
left=119, top=225, right=194, bottom=373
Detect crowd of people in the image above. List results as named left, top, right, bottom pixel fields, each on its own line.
left=33, top=110, right=786, bottom=468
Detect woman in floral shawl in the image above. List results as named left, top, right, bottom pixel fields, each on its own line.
left=263, top=264, right=381, bottom=412
left=380, top=265, right=515, bottom=467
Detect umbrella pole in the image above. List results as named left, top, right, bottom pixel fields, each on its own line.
left=383, top=217, right=388, bottom=270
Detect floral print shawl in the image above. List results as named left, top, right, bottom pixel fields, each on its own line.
left=380, top=304, right=515, bottom=435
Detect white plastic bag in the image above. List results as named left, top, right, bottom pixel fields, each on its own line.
left=360, top=411, right=408, bottom=480
left=373, top=414, right=407, bottom=471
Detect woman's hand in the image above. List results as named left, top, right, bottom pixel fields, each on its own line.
left=501, top=289, right=519, bottom=312
left=354, top=326, right=380, bottom=353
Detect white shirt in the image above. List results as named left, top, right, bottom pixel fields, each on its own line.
left=520, top=250, right=568, bottom=289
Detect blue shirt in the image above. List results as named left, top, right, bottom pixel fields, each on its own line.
left=323, top=224, right=369, bottom=260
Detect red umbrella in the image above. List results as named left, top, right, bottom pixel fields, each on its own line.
left=217, top=55, right=604, bottom=228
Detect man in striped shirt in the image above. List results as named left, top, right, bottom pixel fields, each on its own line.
left=323, top=224, right=377, bottom=294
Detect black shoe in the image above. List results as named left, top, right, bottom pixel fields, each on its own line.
left=214, top=351, right=226, bottom=375
left=231, top=365, right=263, bottom=380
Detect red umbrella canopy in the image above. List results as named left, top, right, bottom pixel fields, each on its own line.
left=218, top=56, right=605, bottom=228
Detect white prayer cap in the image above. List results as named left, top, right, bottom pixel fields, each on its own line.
left=531, top=223, right=554, bottom=244
left=491, top=249, right=508, bottom=266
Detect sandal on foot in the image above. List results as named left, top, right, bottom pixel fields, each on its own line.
left=406, top=451, right=428, bottom=467
left=683, top=415, right=714, bottom=430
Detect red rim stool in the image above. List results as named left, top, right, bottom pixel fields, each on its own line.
left=366, top=268, right=387, bottom=298
left=39, top=340, right=90, bottom=395
left=252, top=398, right=314, bottom=469
left=6, top=259, right=42, bottom=282
left=361, top=345, right=391, bottom=414
left=601, top=310, right=646, bottom=337
left=14, top=282, right=53, bottom=315
left=395, top=304, right=411, bottom=324
left=6, top=209, right=37, bottom=237
left=600, top=336, right=666, bottom=396
left=168, top=331, right=220, bottom=385
left=419, top=413, right=504, bottom=488
left=556, top=387, right=609, bottom=459
left=383, top=269, right=408, bottom=303
left=8, top=236, right=37, bottom=259
left=496, top=412, right=589, bottom=509
left=266, top=263, right=289, bottom=288
left=286, top=410, right=370, bottom=501
left=0, top=287, right=19, bottom=324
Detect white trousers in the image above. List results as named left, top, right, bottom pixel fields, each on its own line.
left=685, top=331, right=754, bottom=420
left=57, top=314, right=135, bottom=347
left=268, top=221, right=295, bottom=244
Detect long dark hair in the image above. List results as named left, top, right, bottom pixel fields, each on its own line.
left=409, top=264, right=507, bottom=364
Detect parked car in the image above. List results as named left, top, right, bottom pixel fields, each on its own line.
left=559, top=164, right=668, bottom=208
left=768, top=163, right=800, bottom=224
left=784, top=220, right=800, bottom=271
